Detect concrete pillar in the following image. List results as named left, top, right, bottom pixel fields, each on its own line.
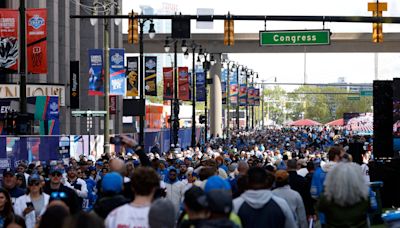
left=209, top=54, right=222, bottom=137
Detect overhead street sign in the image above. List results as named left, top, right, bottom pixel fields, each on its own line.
left=71, top=110, right=107, bottom=117
left=260, top=30, right=331, bottom=46
left=360, top=90, right=373, bottom=96
left=348, top=96, right=360, bottom=101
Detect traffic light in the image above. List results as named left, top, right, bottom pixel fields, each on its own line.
left=128, top=11, right=138, bottom=44
left=199, top=115, right=206, bottom=124
left=368, top=2, right=387, bottom=43
left=224, top=16, right=234, bottom=46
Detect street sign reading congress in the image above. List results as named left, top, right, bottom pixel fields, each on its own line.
left=260, top=30, right=331, bottom=46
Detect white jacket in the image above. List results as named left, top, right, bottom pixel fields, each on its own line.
left=14, top=193, right=50, bottom=228
left=164, top=180, right=185, bottom=214
left=65, top=178, right=88, bottom=198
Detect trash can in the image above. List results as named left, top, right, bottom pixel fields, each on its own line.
left=370, top=181, right=384, bottom=224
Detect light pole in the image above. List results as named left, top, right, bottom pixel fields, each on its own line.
left=90, top=0, right=121, bottom=154
left=252, top=72, right=258, bottom=129
left=233, top=63, right=242, bottom=130
left=202, top=52, right=214, bottom=144
left=164, top=38, right=187, bottom=149
left=224, top=61, right=234, bottom=137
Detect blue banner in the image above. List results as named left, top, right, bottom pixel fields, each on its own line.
left=88, top=49, right=104, bottom=96
left=109, top=48, right=125, bottom=95
left=196, top=71, right=205, bottom=102
left=221, top=68, right=227, bottom=82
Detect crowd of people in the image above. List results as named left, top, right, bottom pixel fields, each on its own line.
left=0, top=126, right=376, bottom=228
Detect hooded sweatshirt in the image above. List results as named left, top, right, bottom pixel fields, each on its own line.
left=233, top=189, right=297, bottom=228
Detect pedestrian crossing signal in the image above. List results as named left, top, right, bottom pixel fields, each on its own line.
left=224, top=17, right=234, bottom=46
left=368, top=2, right=387, bottom=43
left=128, top=11, right=138, bottom=44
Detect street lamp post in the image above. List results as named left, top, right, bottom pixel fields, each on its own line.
left=235, top=64, right=241, bottom=130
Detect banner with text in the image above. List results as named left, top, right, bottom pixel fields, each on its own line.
left=109, top=48, right=125, bottom=95
left=0, top=10, right=19, bottom=72
left=254, top=88, right=260, bottom=106
left=70, top=61, right=79, bottom=109
left=196, top=71, right=205, bottom=102
left=163, top=67, right=173, bottom=100
left=88, top=49, right=104, bottom=96
left=145, top=56, right=157, bottom=96
left=26, top=9, right=47, bottom=74
left=178, top=67, right=190, bottom=101
left=248, top=86, right=255, bottom=106
left=239, top=84, right=247, bottom=106
left=126, top=57, right=138, bottom=97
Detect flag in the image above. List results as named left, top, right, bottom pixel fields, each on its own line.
left=145, top=56, right=157, bottom=96
left=126, top=57, right=139, bottom=97
left=0, top=10, right=19, bottom=72
left=88, top=49, right=104, bottom=96
left=163, top=67, right=173, bottom=100
left=230, top=82, right=238, bottom=105
left=239, top=84, right=247, bottom=106
left=178, top=67, right=190, bottom=101
left=196, top=71, right=205, bottom=102
left=26, top=9, right=47, bottom=74
left=109, top=48, right=125, bottom=95
left=254, top=88, right=260, bottom=106
left=248, top=86, right=255, bottom=106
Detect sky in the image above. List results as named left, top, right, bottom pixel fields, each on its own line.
left=122, top=0, right=400, bottom=87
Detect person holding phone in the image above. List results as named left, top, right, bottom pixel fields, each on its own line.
left=13, top=174, right=50, bottom=228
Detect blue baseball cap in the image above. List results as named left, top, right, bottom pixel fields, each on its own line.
left=102, top=172, right=123, bottom=193
left=204, top=175, right=231, bottom=193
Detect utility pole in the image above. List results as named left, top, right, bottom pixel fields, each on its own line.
left=226, top=63, right=230, bottom=137
left=236, top=65, right=240, bottom=130
left=191, top=46, right=196, bottom=148
left=103, top=2, right=110, bottom=154
left=19, top=0, right=27, bottom=115
left=139, top=20, right=145, bottom=147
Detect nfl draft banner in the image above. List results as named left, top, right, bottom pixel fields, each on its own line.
left=248, top=86, right=255, bottom=106
left=109, top=48, right=125, bottom=95
left=254, top=88, right=260, bottom=106
left=26, top=9, right=47, bottom=74
left=239, top=84, right=247, bottom=106
left=88, top=49, right=104, bottom=96
left=145, top=56, right=157, bottom=96
left=230, top=82, right=238, bottom=105
left=196, top=71, right=205, bottom=102
left=163, top=67, right=173, bottom=100
left=0, top=10, right=19, bottom=72
left=178, top=67, right=190, bottom=101
left=126, top=57, right=138, bottom=97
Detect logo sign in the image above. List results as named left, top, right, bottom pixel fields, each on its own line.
left=109, top=49, right=125, bottom=95
left=109, top=95, right=117, bottom=115
left=260, top=30, right=330, bottom=46
left=145, top=56, right=157, bottom=96
left=145, top=58, right=156, bottom=69
left=70, top=61, right=79, bottom=109
left=111, top=52, right=123, bottom=65
left=28, top=14, right=45, bottom=29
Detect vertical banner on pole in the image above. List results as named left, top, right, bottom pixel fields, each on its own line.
left=239, top=84, right=247, bottom=106
left=221, top=69, right=227, bottom=104
left=109, top=48, right=125, bottom=95
left=196, top=71, right=205, bottom=102
left=26, top=9, right=47, bottom=74
left=88, top=49, right=104, bottom=96
left=0, top=10, right=19, bottom=72
left=230, top=82, right=238, bottom=105
left=248, top=86, right=255, bottom=106
left=254, top=88, right=260, bottom=106
left=109, top=95, right=117, bottom=115
left=178, top=67, right=190, bottom=101
left=163, top=67, right=173, bottom=100
left=145, top=56, right=157, bottom=96
left=126, top=57, right=139, bottom=97
left=70, top=61, right=79, bottom=109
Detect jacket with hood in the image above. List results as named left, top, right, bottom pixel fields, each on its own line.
left=233, top=189, right=297, bottom=228
left=164, top=170, right=185, bottom=214
left=93, top=193, right=130, bottom=219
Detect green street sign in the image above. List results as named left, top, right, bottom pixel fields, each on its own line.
left=360, top=90, right=373, bottom=96
left=347, top=96, right=360, bottom=101
left=259, top=30, right=331, bottom=46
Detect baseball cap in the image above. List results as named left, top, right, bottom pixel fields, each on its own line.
left=101, top=172, right=123, bottom=193
left=184, top=186, right=207, bottom=211
left=204, top=175, right=231, bottom=193
left=3, top=168, right=14, bottom=176
left=50, top=166, right=63, bottom=175
left=28, top=174, right=41, bottom=183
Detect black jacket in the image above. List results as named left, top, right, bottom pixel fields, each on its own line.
left=288, top=170, right=315, bottom=215
left=93, top=194, right=130, bottom=219
left=43, top=182, right=81, bottom=214
left=180, top=218, right=239, bottom=228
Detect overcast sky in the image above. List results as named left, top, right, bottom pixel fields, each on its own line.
left=122, top=0, right=400, bottom=86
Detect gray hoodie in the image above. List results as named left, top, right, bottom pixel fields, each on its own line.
left=233, top=189, right=297, bottom=228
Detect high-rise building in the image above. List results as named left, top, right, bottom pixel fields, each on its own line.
left=2, top=0, right=124, bottom=135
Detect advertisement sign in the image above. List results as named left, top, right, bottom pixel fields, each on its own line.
left=109, top=95, right=117, bottom=115
left=178, top=67, right=190, bottom=101
left=239, top=84, right=247, bottom=106
left=109, top=48, right=125, bottom=95
left=0, top=10, right=19, bottom=72
left=88, top=49, right=103, bottom=96
left=248, top=86, right=255, bottom=106
left=0, top=84, right=65, bottom=106
left=145, top=56, right=157, bottom=96
left=230, top=83, right=238, bottom=105
left=126, top=57, right=138, bottom=97
left=196, top=71, right=205, bottom=102
left=70, top=61, right=79, bottom=109
left=163, top=67, right=173, bottom=100
left=26, top=9, right=47, bottom=74
left=254, top=88, right=260, bottom=106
